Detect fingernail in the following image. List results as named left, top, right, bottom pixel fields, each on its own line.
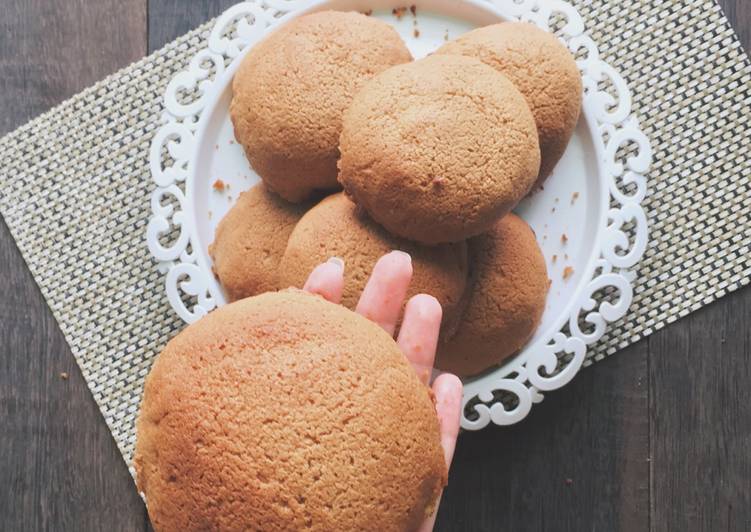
left=327, top=256, right=345, bottom=272
left=390, top=249, right=412, bottom=264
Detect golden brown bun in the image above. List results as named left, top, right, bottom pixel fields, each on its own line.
left=231, top=11, right=412, bottom=202
left=437, top=22, right=582, bottom=188
left=435, top=214, right=549, bottom=377
left=279, top=193, right=469, bottom=338
left=209, top=183, right=311, bottom=301
left=338, top=54, right=540, bottom=244
left=135, top=290, right=446, bottom=532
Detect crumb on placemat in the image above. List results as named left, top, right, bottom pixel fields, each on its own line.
left=213, top=179, right=226, bottom=191
left=60, top=372, right=69, bottom=380
left=565, top=478, right=573, bottom=486
left=563, top=266, right=574, bottom=280
left=392, top=6, right=407, bottom=19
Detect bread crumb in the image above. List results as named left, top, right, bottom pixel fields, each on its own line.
left=551, top=207, right=556, bottom=213
left=214, top=144, right=219, bottom=150
left=60, top=372, right=69, bottom=380
left=229, top=139, right=235, bottom=144
left=413, top=28, right=420, bottom=38
left=565, top=478, right=573, bottom=486
left=444, top=29, right=450, bottom=41
left=563, top=266, right=574, bottom=280
left=555, top=197, right=559, bottom=203
left=410, top=5, right=417, bottom=16
left=552, top=254, right=557, bottom=263
left=213, top=179, right=226, bottom=191
left=208, top=210, right=213, bottom=220
left=571, top=192, right=580, bottom=204
left=561, top=233, right=568, bottom=244
left=564, top=253, right=569, bottom=260
left=362, top=8, right=372, bottom=16
left=392, top=6, right=407, bottom=19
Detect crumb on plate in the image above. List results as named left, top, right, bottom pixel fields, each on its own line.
left=213, top=179, right=226, bottom=191
left=561, top=233, right=568, bottom=244
left=571, top=191, right=580, bottom=204
left=414, top=28, right=420, bottom=38
left=563, top=266, right=574, bottom=280
left=392, top=6, right=407, bottom=19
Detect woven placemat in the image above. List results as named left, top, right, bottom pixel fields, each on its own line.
left=0, top=1, right=749, bottom=467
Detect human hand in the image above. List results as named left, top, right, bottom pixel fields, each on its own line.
left=302, top=250, right=463, bottom=531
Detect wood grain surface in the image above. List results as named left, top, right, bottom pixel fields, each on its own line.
left=0, top=1, right=749, bottom=530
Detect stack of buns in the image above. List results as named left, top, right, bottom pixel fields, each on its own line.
left=137, top=10, right=582, bottom=531
left=216, top=11, right=582, bottom=376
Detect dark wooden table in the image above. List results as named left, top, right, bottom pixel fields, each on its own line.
left=1, top=1, right=749, bottom=530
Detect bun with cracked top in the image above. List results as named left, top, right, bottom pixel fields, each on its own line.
left=231, top=11, right=412, bottom=202
left=135, top=290, right=446, bottom=531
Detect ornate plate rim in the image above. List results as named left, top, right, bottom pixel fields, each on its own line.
left=146, top=0, right=652, bottom=430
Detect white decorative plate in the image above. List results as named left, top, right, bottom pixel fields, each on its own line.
left=147, top=0, right=651, bottom=430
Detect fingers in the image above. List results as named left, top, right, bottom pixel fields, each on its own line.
left=397, top=294, right=442, bottom=385
left=356, top=251, right=413, bottom=336
left=432, top=372, right=463, bottom=468
left=419, top=374, right=462, bottom=532
left=302, top=257, right=344, bottom=304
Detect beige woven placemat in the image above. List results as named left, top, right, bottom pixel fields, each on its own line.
left=0, top=1, right=749, bottom=467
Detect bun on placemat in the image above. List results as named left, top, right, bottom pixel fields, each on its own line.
left=435, top=213, right=549, bottom=377
left=279, top=192, right=469, bottom=338
left=437, top=22, right=582, bottom=188
left=338, top=54, right=540, bottom=244
left=231, top=11, right=412, bottom=202
left=135, top=290, right=446, bottom=531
